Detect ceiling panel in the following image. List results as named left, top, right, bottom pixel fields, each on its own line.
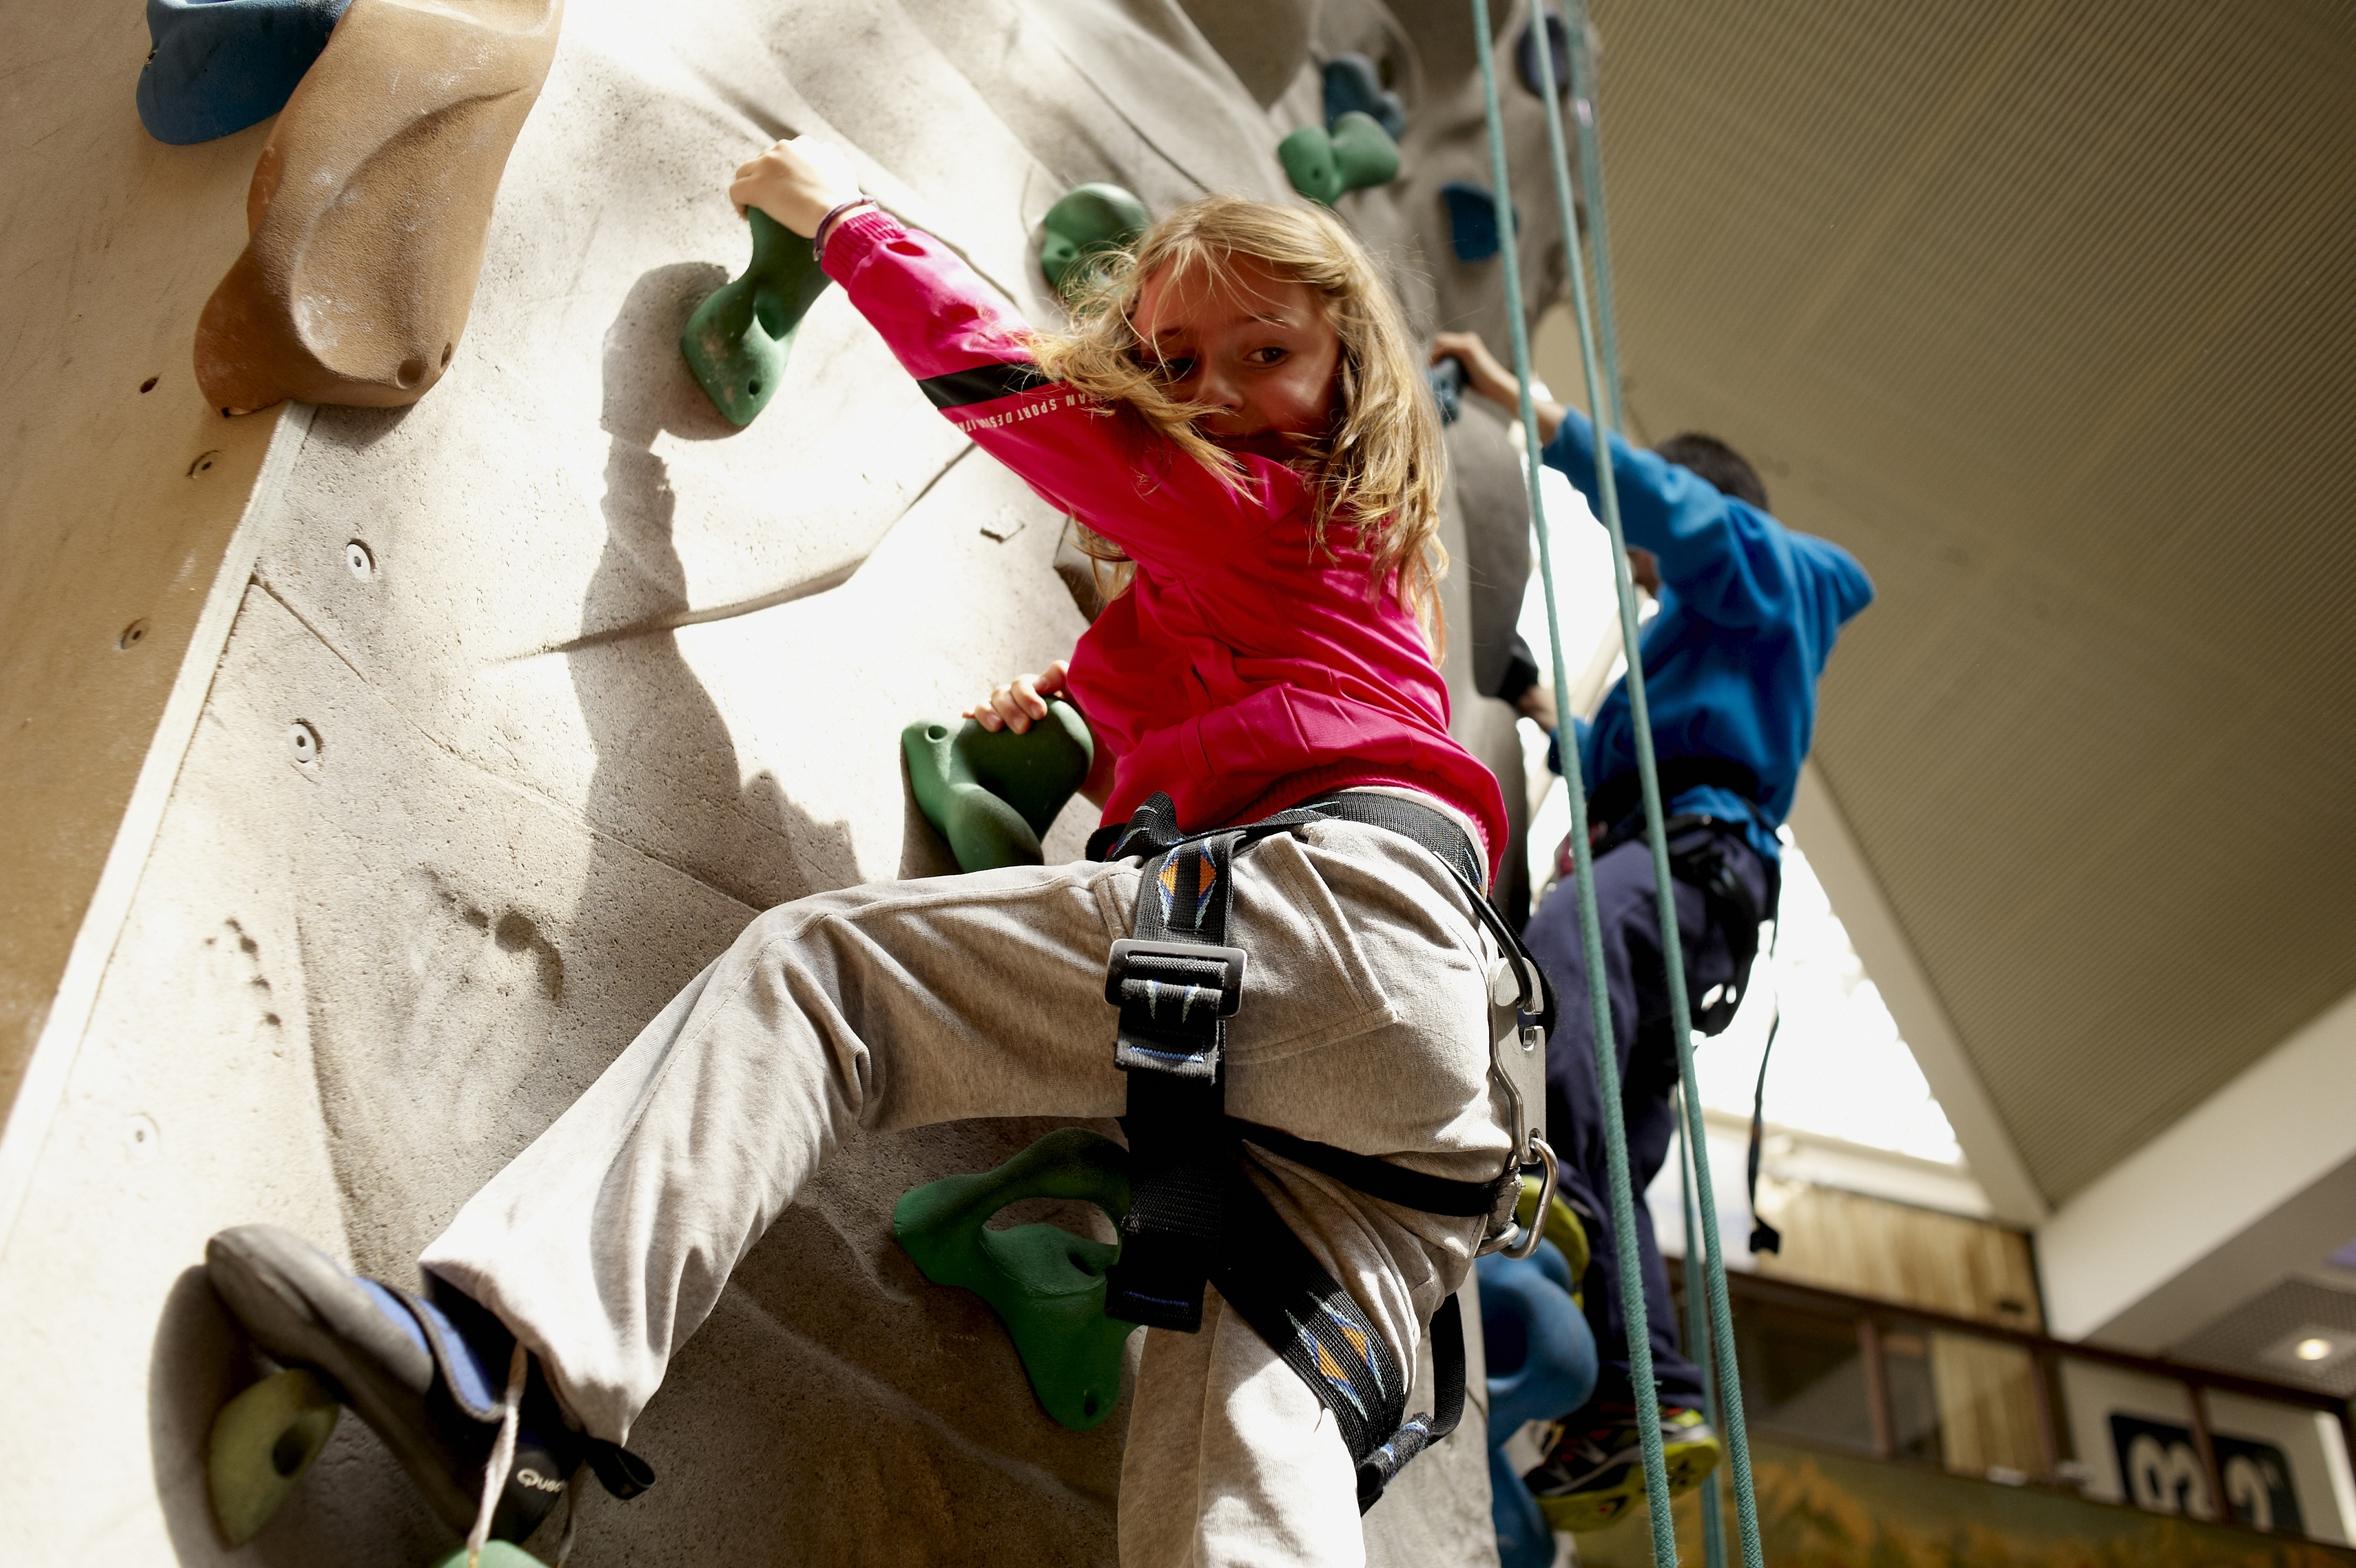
left=2176, top=1276, right=2356, bottom=1400
left=1558, top=0, right=2356, bottom=1202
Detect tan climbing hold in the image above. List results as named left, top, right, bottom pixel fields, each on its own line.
left=192, top=0, right=563, bottom=415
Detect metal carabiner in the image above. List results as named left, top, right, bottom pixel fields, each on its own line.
left=1488, top=1136, right=1559, bottom=1260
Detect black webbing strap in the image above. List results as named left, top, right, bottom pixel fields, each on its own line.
left=1746, top=1006, right=1784, bottom=1256
left=1744, top=913, right=1786, bottom=1255
left=1211, top=1171, right=1467, bottom=1513
left=1095, top=790, right=1510, bottom=1503
left=1656, top=824, right=1789, bottom=1254
left=1103, top=820, right=1250, bottom=1333
left=1227, top=1120, right=1501, bottom=1217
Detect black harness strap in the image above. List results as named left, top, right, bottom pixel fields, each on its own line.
left=1095, top=790, right=1536, bottom=1509
left=1227, top=1120, right=1501, bottom=1218
left=1103, top=822, right=1250, bottom=1333
left=1209, top=1172, right=1468, bottom=1510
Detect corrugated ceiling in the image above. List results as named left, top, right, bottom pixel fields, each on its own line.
left=2177, top=1276, right=2356, bottom=1400
left=1554, top=0, right=2356, bottom=1203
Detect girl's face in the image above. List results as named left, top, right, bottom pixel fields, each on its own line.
left=1133, top=255, right=1342, bottom=462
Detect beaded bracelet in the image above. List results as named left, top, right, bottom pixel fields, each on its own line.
left=811, top=196, right=878, bottom=260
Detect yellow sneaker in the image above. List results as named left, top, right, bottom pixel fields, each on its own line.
left=1526, top=1404, right=1722, bottom=1534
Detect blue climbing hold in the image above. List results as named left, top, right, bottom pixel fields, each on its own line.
left=1429, top=356, right=1467, bottom=425
left=1441, top=180, right=1516, bottom=263
left=135, top=0, right=352, bottom=146
left=1515, top=12, right=1573, bottom=99
left=1320, top=53, right=1405, bottom=141
left=1478, top=1242, right=1598, bottom=1568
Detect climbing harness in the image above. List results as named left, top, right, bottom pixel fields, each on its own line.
left=1474, top=1, right=1769, bottom=1564
left=1088, top=790, right=1558, bottom=1508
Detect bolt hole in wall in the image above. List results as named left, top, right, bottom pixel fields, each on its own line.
left=118, top=619, right=148, bottom=651
left=345, top=540, right=375, bottom=580
left=139, top=376, right=159, bottom=393
left=286, top=721, right=320, bottom=768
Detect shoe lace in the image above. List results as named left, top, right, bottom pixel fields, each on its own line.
left=465, top=1342, right=530, bottom=1568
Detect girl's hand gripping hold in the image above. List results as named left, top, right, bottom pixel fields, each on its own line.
left=966, top=662, right=1118, bottom=808
left=965, top=661, right=1072, bottom=735
left=729, top=136, right=866, bottom=239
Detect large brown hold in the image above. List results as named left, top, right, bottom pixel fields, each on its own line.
left=193, top=0, right=563, bottom=415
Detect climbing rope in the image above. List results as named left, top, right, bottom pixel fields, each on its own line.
left=1677, top=1087, right=1729, bottom=1568
left=1528, top=2, right=1769, bottom=1557
left=1567, top=7, right=1739, bottom=1565
left=1466, top=6, right=1678, bottom=1567
left=1475, top=2, right=1768, bottom=1564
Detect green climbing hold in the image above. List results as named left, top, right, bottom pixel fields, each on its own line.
left=902, top=701, right=1093, bottom=873
left=681, top=208, right=835, bottom=428
left=428, top=1542, right=548, bottom=1568
left=1038, top=183, right=1150, bottom=302
left=1278, top=111, right=1401, bottom=207
left=205, top=1366, right=341, bottom=1546
left=893, top=1127, right=1138, bottom=1431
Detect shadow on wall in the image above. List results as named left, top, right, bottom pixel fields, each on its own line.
left=575, top=261, right=859, bottom=916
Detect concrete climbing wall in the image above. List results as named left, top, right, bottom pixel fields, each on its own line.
left=0, top=1, right=1586, bottom=1562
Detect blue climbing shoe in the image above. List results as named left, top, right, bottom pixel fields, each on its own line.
left=204, top=1225, right=649, bottom=1543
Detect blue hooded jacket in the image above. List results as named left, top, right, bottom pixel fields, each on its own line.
left=1544, top=411, right=1875, bottom=862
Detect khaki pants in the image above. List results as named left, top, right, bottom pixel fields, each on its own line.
left=423, top=811, right=1522, bottom=1567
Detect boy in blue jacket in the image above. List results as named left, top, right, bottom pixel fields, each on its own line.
left=1434, top=332, right=1874, bottom=1530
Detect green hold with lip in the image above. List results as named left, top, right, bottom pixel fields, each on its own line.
left=902, top=700, right=1094, bottom=872
left=1038, top=183, right=1151, bottom=302
left=1279, top=110, right=1402, bottom=206
left=429, top=1544, right=548, bottom=1568
left=893, top=1126, right=1138, bottom=1431
left=429, top=1543, right=548, bottom=1567
left=681, top=208, right=835, bottom=428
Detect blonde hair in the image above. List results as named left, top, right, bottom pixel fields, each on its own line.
left=1028, top=195, right=1448, bottom=641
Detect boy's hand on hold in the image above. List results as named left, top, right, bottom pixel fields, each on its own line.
left=966, top=660, right=1072, bottom=735
left=729, top=136, right=864, bottom=238
left=1430, top=331, right=1518, bottom=411
left=1515, top=682, right=1559, bottom=732
left=1430, top=329, right=1568, bottom=441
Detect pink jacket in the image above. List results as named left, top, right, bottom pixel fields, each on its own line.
left=822, top=209, right=1508, bottom=881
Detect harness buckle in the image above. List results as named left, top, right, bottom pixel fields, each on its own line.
left=1103, top=938, right=1248, bottom=1018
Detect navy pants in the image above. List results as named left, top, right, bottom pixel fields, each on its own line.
left=1520, top=824, right=1774, bottom=1412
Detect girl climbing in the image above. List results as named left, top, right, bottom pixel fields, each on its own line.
left=204, top=136, right=1545, bottom=1567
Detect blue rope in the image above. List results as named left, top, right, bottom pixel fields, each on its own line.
left=1528, top=4, right=1767, bottom=1563
left=1466, top=5, right=1677, bottom=1566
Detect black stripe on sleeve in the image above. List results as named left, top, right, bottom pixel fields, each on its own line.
left=918, top=361, right=1051, bottom=410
